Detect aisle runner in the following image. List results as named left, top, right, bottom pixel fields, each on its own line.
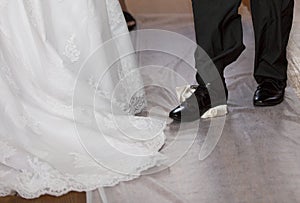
left=91, top=4, right=300, bottom=203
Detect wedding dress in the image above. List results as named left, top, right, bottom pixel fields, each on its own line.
left=0, top=0, right=165, bottom=198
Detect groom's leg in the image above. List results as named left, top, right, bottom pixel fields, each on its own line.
left=251, top=0, right=294, bottom=83
left=192, top=0, right=245, bottom=95
left=169, top=0, right=245, bottom=121
left=170, top=0, right=245, bottom=121
left=251, top=0, right=294, bottom=106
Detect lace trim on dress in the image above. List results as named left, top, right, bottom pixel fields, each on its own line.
left=0, top=138, right=166, bottom=199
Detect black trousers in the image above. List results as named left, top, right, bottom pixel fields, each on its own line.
left=192, top=0, right=294, bottom=90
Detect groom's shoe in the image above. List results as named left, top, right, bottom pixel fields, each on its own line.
left=169, top=85, right=227, bottom=122
left=253, top=78, right=286, bottom=106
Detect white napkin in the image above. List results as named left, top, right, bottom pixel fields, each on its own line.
left=176, top=85, right=197, bottom=103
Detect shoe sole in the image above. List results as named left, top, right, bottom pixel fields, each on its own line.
left=253, top=98, right=284, bottom=107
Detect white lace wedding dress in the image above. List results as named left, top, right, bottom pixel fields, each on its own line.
left=0, top=0, right=165, bottom=198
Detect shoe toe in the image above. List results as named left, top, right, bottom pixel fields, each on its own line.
left=253, top=88, right=284, bottom=106
left=169, top=106, right=183, bottom=120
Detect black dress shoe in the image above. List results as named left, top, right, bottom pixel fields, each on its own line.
left=169, top=85, right=226, bottom=122
left=253, top=78, right=286, bottom=106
